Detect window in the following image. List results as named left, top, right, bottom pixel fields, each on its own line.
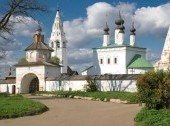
left=30, top=52, right=33, bottom=58
left=57, top=41, right=60, bottom=48
left=108, top=58, right=110, bottom=64
left=114, top=58, right=117, bottom=64
left=100, top=59, right=103, bottom=64
left=63, top=42, right=66, bottom=48
left=51, top=42, right=54, bottom=48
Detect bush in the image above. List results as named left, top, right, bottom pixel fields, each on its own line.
left=136, top=70, right=170, bottom=109
left=18, top=57, right=26, bottom=63
left=134, top=108, right=170, bottom=126
left=50, top=56, right=60, bottom=65
left=85, top=76, right=98, bottom=92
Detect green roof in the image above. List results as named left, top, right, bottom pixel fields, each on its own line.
left=127, top=54, right=153, bottom=69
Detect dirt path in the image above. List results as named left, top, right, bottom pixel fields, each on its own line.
left=0, top=96, right=141, bottom=126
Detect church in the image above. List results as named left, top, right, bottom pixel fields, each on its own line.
left=0, top=8, right=155, bottom=94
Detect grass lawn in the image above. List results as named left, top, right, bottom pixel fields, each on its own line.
left=37, top=91, right=137, bottom=103
left=134, top=108, right=170, bottom=126
left=0, top=93, right=48, bottom=119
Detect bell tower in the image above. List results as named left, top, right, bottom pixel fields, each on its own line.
left=49, top=9, right=67, bottom=73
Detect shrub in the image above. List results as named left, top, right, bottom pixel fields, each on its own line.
left=85, top=76, right=98, bottom=92
left=18, top=57, right=26, bottom=63
left=50, top=56, right=60, bottom=65
left=136, top=70, right=170, bottom=109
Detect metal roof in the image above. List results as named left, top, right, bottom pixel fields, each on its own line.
left=127, top=54, right=153, bottom=69
left=25, top=41, right=53, bottom=51
left=15, top=60, right=61, bottom=67
left=0, top=78, right=16, bottom=84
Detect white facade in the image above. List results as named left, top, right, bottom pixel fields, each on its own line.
left=155, top=26, right=170, bottom=70
left=49, top=9, right=67, bottom=73
left=91, top=46, right=146, bottom=75
left=26, top=50, right=51, bottom=62
left=16, top=65, right=60, bottom=93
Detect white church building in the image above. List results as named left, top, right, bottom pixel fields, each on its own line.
left=0, top=9, right=154, bottom=94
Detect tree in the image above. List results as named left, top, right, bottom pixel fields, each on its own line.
left=0, top=0, right=48, bottom=39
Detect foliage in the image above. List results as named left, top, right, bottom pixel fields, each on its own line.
left=134, top=108, right=170, bottom=126
left=37, top=91, right=137, bottom=103
left=0, top=95, right=48, bottom=119
left=18, top=57, right=26, bottom=63
left=85, top=76, right=98, bottom=92
left=136, top=70, right=170, bottom=109
left=0, top=0, right=48, bottom=40
left=50, top=56, right=60, bottom=65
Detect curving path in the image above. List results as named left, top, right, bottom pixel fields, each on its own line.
left=0, top=95, right=141, bottom=126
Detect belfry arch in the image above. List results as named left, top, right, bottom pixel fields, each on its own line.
left=20, top=73, right=39, bottom=93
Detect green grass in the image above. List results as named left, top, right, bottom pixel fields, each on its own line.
left=134, top=108, right=170, bottom=126
left=37, top=91, right=137, bottom=103
left=0, top=94, right=48, bottom=119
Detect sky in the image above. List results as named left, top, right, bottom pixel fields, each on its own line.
left=0, top=0, right=170, bottom=75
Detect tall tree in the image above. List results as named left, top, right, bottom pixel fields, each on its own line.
left=0, top=0, right=48, bottom=39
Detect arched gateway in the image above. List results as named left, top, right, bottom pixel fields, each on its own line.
left=21, top=73, right=39, bottom=93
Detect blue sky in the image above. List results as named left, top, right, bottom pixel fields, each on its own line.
left=1, top=0, right=170, bottom=73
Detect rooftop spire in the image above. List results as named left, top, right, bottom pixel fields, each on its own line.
left=36, top=24, right=42, bottom=32
left=104, top=22, right=109, bottom=35
left=130, top=22, right=136, bottom=35
left=115, top=11, right=124, bottom=25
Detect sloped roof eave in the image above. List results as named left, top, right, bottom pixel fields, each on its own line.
left=127, top=54, right=153, bottom=69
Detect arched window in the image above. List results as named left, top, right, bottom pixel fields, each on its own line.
left=57, top=41, right=60, bottom=48
left=108, top=58, right=110, bottom=64
left=51, top=42, right=54, bottom=48
left=63, top=42, right=66, bottom=48
left=100, top=59, right=103, bottom=64
left=114, top=58, right=117, bottom=64
left=30, top=52, right=33, bottom=58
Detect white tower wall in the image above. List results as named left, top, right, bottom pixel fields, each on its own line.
left=118, top=32, right=124, bottom=45
left=115, top=29, right=120, bottom=44
left=103, top=35, right=110, bottom=47
left=130, top=35, right=135, bottom=46
left=49, top=9, right=67, bottom=73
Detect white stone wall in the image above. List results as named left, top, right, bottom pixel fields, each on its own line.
left=46, top=79, right=137, bottom=92
left=26, top=50, right=51, bottom=62
left=0, top=84, right=16, bottom=94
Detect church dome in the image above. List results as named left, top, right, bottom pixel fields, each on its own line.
left=36, top=25, right=42, bottom=31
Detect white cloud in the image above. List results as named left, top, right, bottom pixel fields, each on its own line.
left=13, top=16, right=38, bottom=37
left=68, top=48, right=93, bottom=71
left=134, top=3, right=170, bottom=36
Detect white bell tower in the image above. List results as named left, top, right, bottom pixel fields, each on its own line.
left=49, top=9, right=67, bottom=73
